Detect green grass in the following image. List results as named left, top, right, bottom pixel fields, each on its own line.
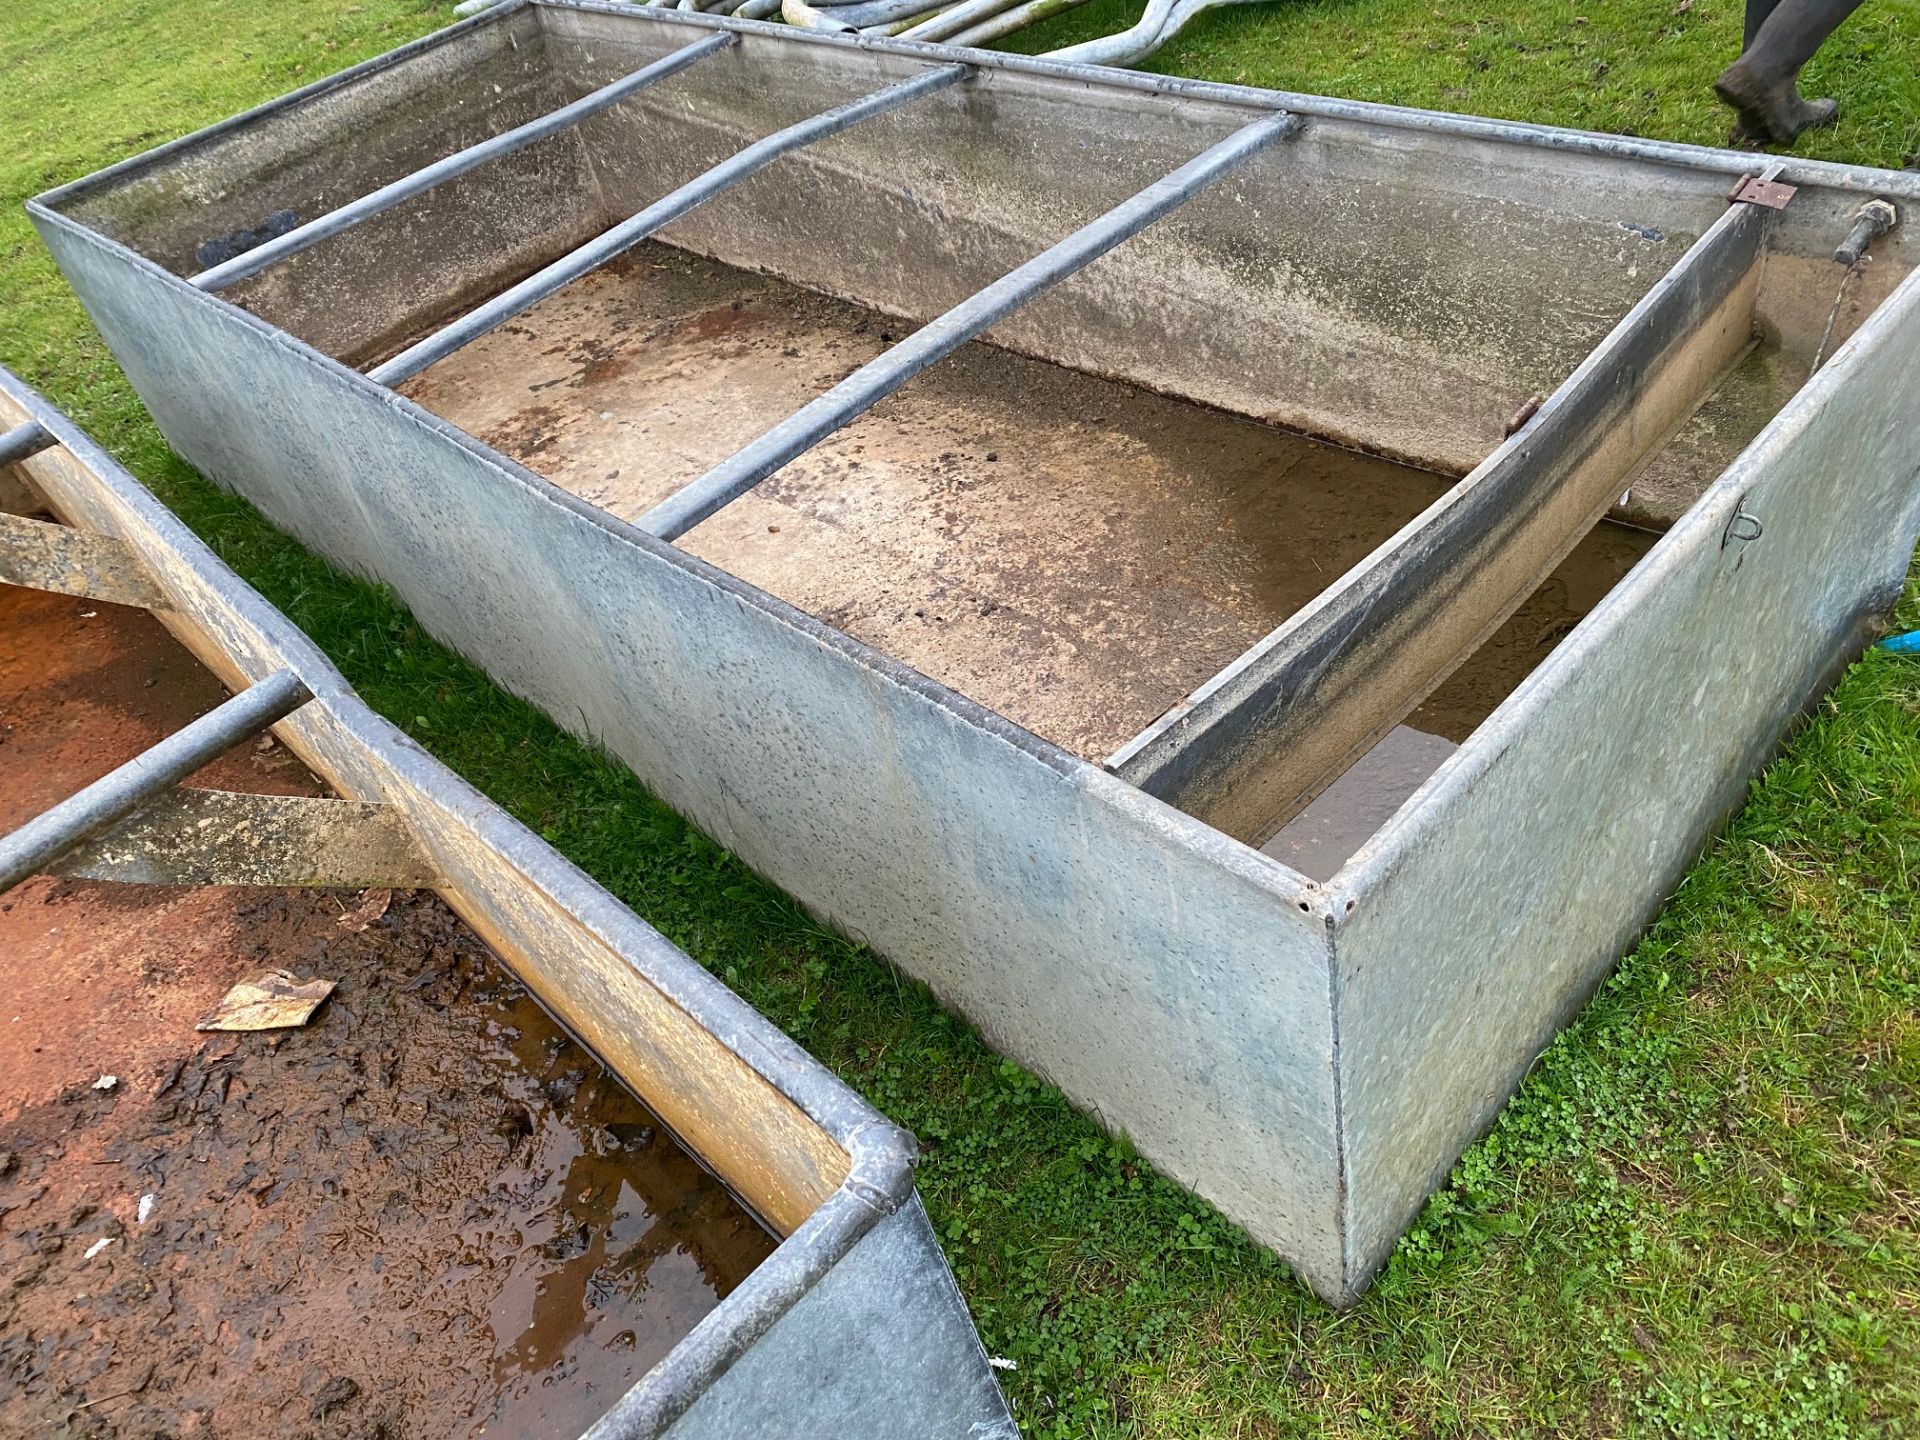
left=1003, top=0, right=1920, bottom=170
left=3, top=1, right=1918, bottom=1435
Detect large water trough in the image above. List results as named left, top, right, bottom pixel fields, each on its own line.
left=29, top=0, right=1920, bottom=1305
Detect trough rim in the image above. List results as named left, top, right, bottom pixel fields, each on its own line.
left=0, top=359, right=955, bottom=1438
left=33, top=0, right=1920, bottom=220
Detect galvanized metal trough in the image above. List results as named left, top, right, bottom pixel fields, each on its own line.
left=0, top=366, right=1016, bottom=1439
left=29, top=0, right=1920, bottom=1306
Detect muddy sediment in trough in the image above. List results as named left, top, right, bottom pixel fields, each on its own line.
left=398, top=241, right=1655, bottom=766
left=0, top=583, right=774, bottom=1438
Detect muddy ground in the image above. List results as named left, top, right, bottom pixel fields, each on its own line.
left=0, top=582, right=774, bottom=1438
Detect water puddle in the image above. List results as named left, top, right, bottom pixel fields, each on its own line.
left=1259, top=725, right=1458, bottom=882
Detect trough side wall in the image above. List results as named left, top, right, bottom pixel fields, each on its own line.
left=60, top=6, right=559, bottom=277
left=1326, top=265, right=1920, bottom=1301
left=33, top=215, right=1352, bottom=1301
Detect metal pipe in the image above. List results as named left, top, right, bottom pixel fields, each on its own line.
left=0, top=668, right=312, bottom=894
left=192, top=34, right=736, bottom=293
left=1045, top=0, right=1261, bottom=66
left=0, top=422, right=53, bottom=468
left=782, top=0, right=945, bottom=30
left=899, top=0, right=1024, bottom=43
left=950, top=0, right=1096, bottom=46
left=369, top=62, right=971, bottom=387
left=869, top=3, right=964, bottom=36
left=636, top=109, right=1299, bottom=541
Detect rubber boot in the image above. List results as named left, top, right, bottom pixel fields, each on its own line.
left=1714, top=0, right=1863, bottom=145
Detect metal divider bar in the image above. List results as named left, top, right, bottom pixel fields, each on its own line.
left=369, top=61, right=973, bottom=387
left=0, top=422, right=54, bottom=468
left=636, top=108, right=1301, bottom=541
left=1106, top=198, right=1772, bottom=841
left=191, top=33, right=737, bottom=294
left=52, top=789, right=443, bottom=889
left=0, top=668, right=313, bottom=894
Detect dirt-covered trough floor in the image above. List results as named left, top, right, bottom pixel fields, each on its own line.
left=0, top=582, right=774, bottom=1438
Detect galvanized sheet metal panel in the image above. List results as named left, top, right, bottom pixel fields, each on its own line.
left=538, top=4, right=1721, bottom=476
left=1329, top=266, right=1920, bottom=1295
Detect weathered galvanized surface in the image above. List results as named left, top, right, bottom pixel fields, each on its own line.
left=1113, top=200, right=1770, bottom=840
left=371, top=59, right=973, bottom=385
left=51, top=788, right=442, bottom=888
left=190, top=32, right=739, bottom=292
left=0, top=368, right=1015, bottom=1436
left=1328, top=264, right=1920, bottom=1288
left=66, top=4, right=610, bottom=366
left=0, top=508, right=171, bottom=609
left=29, top=2, right=1920, bottom=1310
left=531, top=3, right=1916, bottom=499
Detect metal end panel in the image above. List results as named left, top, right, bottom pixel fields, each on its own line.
left=1325, top=261, right=1920, bottom=1300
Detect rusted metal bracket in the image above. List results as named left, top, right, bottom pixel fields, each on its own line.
left=50, top=788, right=442, bottom=888
left=0, top=510, right=170, bottom=609
left=1728, top=172, right=1797, bottom=210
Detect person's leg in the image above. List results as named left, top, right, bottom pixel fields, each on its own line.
left=1744, top=0, right=1784, bottom=49
left=1715, top=0, right=1866, bottom=144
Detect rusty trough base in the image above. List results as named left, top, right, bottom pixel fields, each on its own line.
left=27, top=2, right=1920, bottom=1307
left=0, top=367, right=1016, bottom=1439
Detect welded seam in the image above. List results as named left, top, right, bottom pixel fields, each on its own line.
left=1326, top=912, right=1354, bottom=1304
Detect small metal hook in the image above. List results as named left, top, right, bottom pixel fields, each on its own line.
left=1721, top=499, right=1764, bottom=551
